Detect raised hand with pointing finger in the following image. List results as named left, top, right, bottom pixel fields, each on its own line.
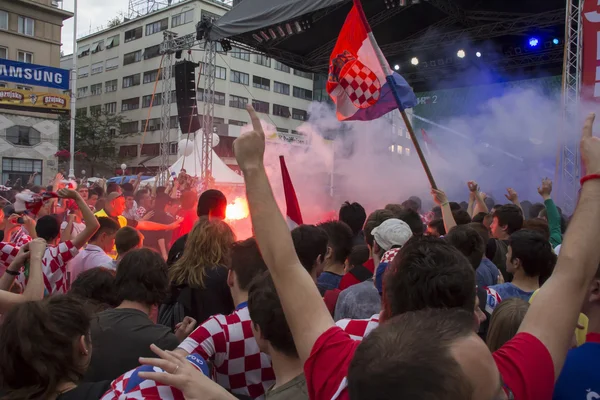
left=233, top=105, right=266, bottom=173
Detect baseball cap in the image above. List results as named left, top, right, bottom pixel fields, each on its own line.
left=371, top=218, right=412, bottom=251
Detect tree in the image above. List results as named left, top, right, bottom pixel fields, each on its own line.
left=107, top=17, right=121, bottom=28
left=58, top=111, right=133, bottom=177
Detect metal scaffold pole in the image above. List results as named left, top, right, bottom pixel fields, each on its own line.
left=200, top=40, right=217, bottom=186
left=158, top=30, right=177, bottom=187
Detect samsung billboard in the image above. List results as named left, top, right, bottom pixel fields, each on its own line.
left=0, top=59, right=70, bottom=91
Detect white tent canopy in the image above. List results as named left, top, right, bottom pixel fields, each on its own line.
left=141, top=138, right=243, bottom=185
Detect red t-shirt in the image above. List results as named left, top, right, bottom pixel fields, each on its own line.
left=338, top=259, right=375, bottom=291
left=170, top=209, right=197, bottom=247
left=305, top=328, right=554, bottom=400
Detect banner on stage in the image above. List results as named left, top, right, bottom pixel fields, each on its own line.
left=582, top=1, right=600, bottom=102
left=0, top=59, right=70, bottom=91
left=0, top=88, right=70, bottom=115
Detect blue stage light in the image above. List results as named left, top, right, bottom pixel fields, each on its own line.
left=529, top=37, right=539, bottom=47
left=553, top=38, right=559, bottom=45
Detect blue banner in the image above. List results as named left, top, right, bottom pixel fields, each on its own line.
left=0, top=59, right=70, bottom=91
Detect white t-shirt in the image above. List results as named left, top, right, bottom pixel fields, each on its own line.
left=61, top=221, right=86, bottom=237
left=68, top=244, right=114, bottom=283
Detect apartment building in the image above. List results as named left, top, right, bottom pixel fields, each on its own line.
left=61, top=0, right=315, bottom=174
left=0, top=0, right=72, bottom=185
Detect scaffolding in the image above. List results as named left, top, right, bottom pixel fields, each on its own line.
left=200, top=41, right=217, bottom=184
left=158, top=30, right=177, bottom=186
left=557, top=0, right=583, bottom=215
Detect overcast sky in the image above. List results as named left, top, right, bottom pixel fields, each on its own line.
left=61, top=0, right=128, bottom=55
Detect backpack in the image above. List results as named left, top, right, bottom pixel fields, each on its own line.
left=158, top=285, right=187, bottom=331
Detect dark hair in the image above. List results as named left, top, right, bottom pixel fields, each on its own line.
left=493, top=204, right=523, bottom=234
left=520, top=200, right=532, bottom=220
left=459, top=201, right=469, bottom=211
left=431, top=206, right=443, bottom=220
left=445, top=225, right=485, bottom=270
left=0, top=295, right=92, bottom=399
left=484, top=197, right=495, bottom=211
left=70, top=267, right=118, bottom=312
left=154, top=193, right=172, bottom=211
left=30, top=185, right=43, bottom=194
left=384, top=203, right=404, bottom=218
left=120, top=183, right=134, bottom=193
left=156, top=186, right=167, bottom=195
left=180, top=190, right=197, bottom=210
left=529, top=203, right=545, bottom=219
left=291, top=224, right=328, bottom=275
left=383, top=236, right=475, bottom=320
left=106, top=182, right=120, bottom=194
left=348, top=245, right=370, bottom=268
left=248, top=272, right=298, bottom=358
left=395, top=208, right=424, bottom=236
left=522, top=218, right=550, bottom=241
left=452, top=210, right=472, bottom=226
left=449, top=202, right=461, bottom=211
left=89, top=217, right=120, bottom=242
left=317, top=221, right=354, bottom=264
left=339, top=201, right=367, bottom=236
left=230, top=238, right=268, bottom=291
left=364, top=209, right=395, bottom=247
left=401, top=199, right=420, bottom=213
left=472, top=212, right=488, bottom=224
left=467, top=222, right=489, bottom=244
left=123, top=191, right=134, bottom=199
left=508, top=230, right=556, bottom=279
left=115, top=226, right=142, bottom=255
left=427, top=219, right=445, bottom=236
left=115, top=248, right=169, bottom=305
left=35, top=215, right=60, bottom=241
left=91, top=186, right=103, bottom=198
left=348, top=308, right=474, bottom=399
left=197, top=189, right=227, bottom=219
left=134, top=189, right=149, bottom=205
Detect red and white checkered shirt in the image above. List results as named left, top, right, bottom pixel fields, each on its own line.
left=177, top=304, right=275, bottom=399
left=100, top=365, right=184, bottom=400
left=335, top=314, right=380, bottom=341
left=0, top=241, right=78, bottom=295
left=10, top=226, right=32, bottom=247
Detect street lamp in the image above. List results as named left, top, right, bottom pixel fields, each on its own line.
left=121, top=163, right=127, bottom=176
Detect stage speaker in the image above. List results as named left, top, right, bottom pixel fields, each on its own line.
left=174, top=60, right=201, bottom=134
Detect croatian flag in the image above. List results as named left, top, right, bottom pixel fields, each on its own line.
left=327, top=0, right=417, bottom=121
left=279, top=156, right=303, bottom=229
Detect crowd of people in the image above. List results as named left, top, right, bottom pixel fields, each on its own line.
left=0, top=105, right=597, bottom=400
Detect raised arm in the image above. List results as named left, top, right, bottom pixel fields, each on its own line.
left=234, top=106, right=334, bottom=362
left=518, top=113, right=600, bottom=378
left=468, top=181, right=489, bottom=216
left=431, top=188, right=457, bottom=233
left=57, top=189, right=100, bottom=249
left=538, top=178, right=562, bottom=247
left=137, top=219, right=181, bottom=231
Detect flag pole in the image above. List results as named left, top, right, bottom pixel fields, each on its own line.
left=353, top=0, right=437, bottom=189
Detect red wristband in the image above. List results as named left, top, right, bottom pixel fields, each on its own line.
left=580, top=174, right=600, bottom=186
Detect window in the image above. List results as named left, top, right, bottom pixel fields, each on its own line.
left=6, top=126, right=41, bottom=146
left=76, top=107, right=87, bottom=117
left=293, top=69, right=313, bottom=79
left=405, top=148, right=411, bottom=156
left=77, top=45, right=90, bottom=58
left=91, top=61, right=103, bottom=75
left=143, top=118, right=161, bottom=131
left=122, top=73, right=140, bottom=88
left=123, top=50, right=142, bottom=65
left=255, top=54, right=271, bottom=67
left=252, top=76, right=270, bottom=91
left=2, top=158, right=42, bottom=186
left=143, top=69, right=160, bottom=84
left=292, top=108, right=307, bottom=121
left=106, top=34, right=120, bottom=49
left=169, top=142, right=178, bottom=154
left=228, top=119, right=246, bottom=126
left=104, top=102, right=117, bottom=114
left=77, top=86, right=88, bottom=98
left=0, top=47, right=6, bottom=59
left=18, top=16, right=34, bottom=36
left=273, top=81, right=289, bottom=95
left=146, top=18, right=168, bottom=36
left=121, top=121, right=139, bottom=134
left=197, top=89, right=225, bottom=105
left=273, top=104, right=290, bottom=118
left=231, top=70, right=249, bottom=85
left=214, top=117, right=225, bottom=125
left=143, top=45, right=160, bottom=60
left=121, top=97, right=139, bottom=111
left=0, top=10, right=7, bottom=30
left=276, top=127, right=289, bottom=133
left=124, top=26, right=142, bottom=42
left=0, top=82, right=6, bottom=88
left=252, top=99, right=269, bottom=114
left=172, top=9, right=193, bottom=27
left=274, top=61, right=290, bottom=72
left=90, top=83, right=102, bottom=95
left=106, top=57, right=119, bottom=71
left=18, top=51, right=33, bottom=64
left=16, top=85, right=32, bottom=90
left=105, top=79, right=117, bottom=92
left=141, top=143, right=160, bottom=155
left=77, top=65, right=89, bottom=78
left=200, top=63, right=226, bottom=80
left=170, top=116, right=178, bottom=127
left=91, top=40, right=104, bottom=53
left=90, top=105, right=102, bottom=115
left=230, top=46, right=250, bottom=61
left=142, top=94, right=162, bottom=108
left=293, top=86, right=313, bottom=100
left=119, top=145, right=138, bottom=157
left=229, top=95, right=248, bottom=109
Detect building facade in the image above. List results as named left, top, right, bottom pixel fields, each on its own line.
left=0, top=0, right=72, bottom=186
left=61, top=0, right=314, bottom=175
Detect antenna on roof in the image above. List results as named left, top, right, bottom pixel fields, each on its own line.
left=127, top=0, right=171, bottom=19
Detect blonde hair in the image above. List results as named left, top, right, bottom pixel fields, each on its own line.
left=486, top=297, right=530, bottom=352
left=170, top=218, right=235, bottom=288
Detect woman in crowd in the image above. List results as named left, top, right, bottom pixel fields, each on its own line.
left=0, top=295, right=111, bottom=399
left=486, top=297, right=530, bottom=352
left=167, top=218, right=236, bottom=325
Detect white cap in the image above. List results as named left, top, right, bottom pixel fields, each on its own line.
left=371, top=219, right=413, bottom=251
